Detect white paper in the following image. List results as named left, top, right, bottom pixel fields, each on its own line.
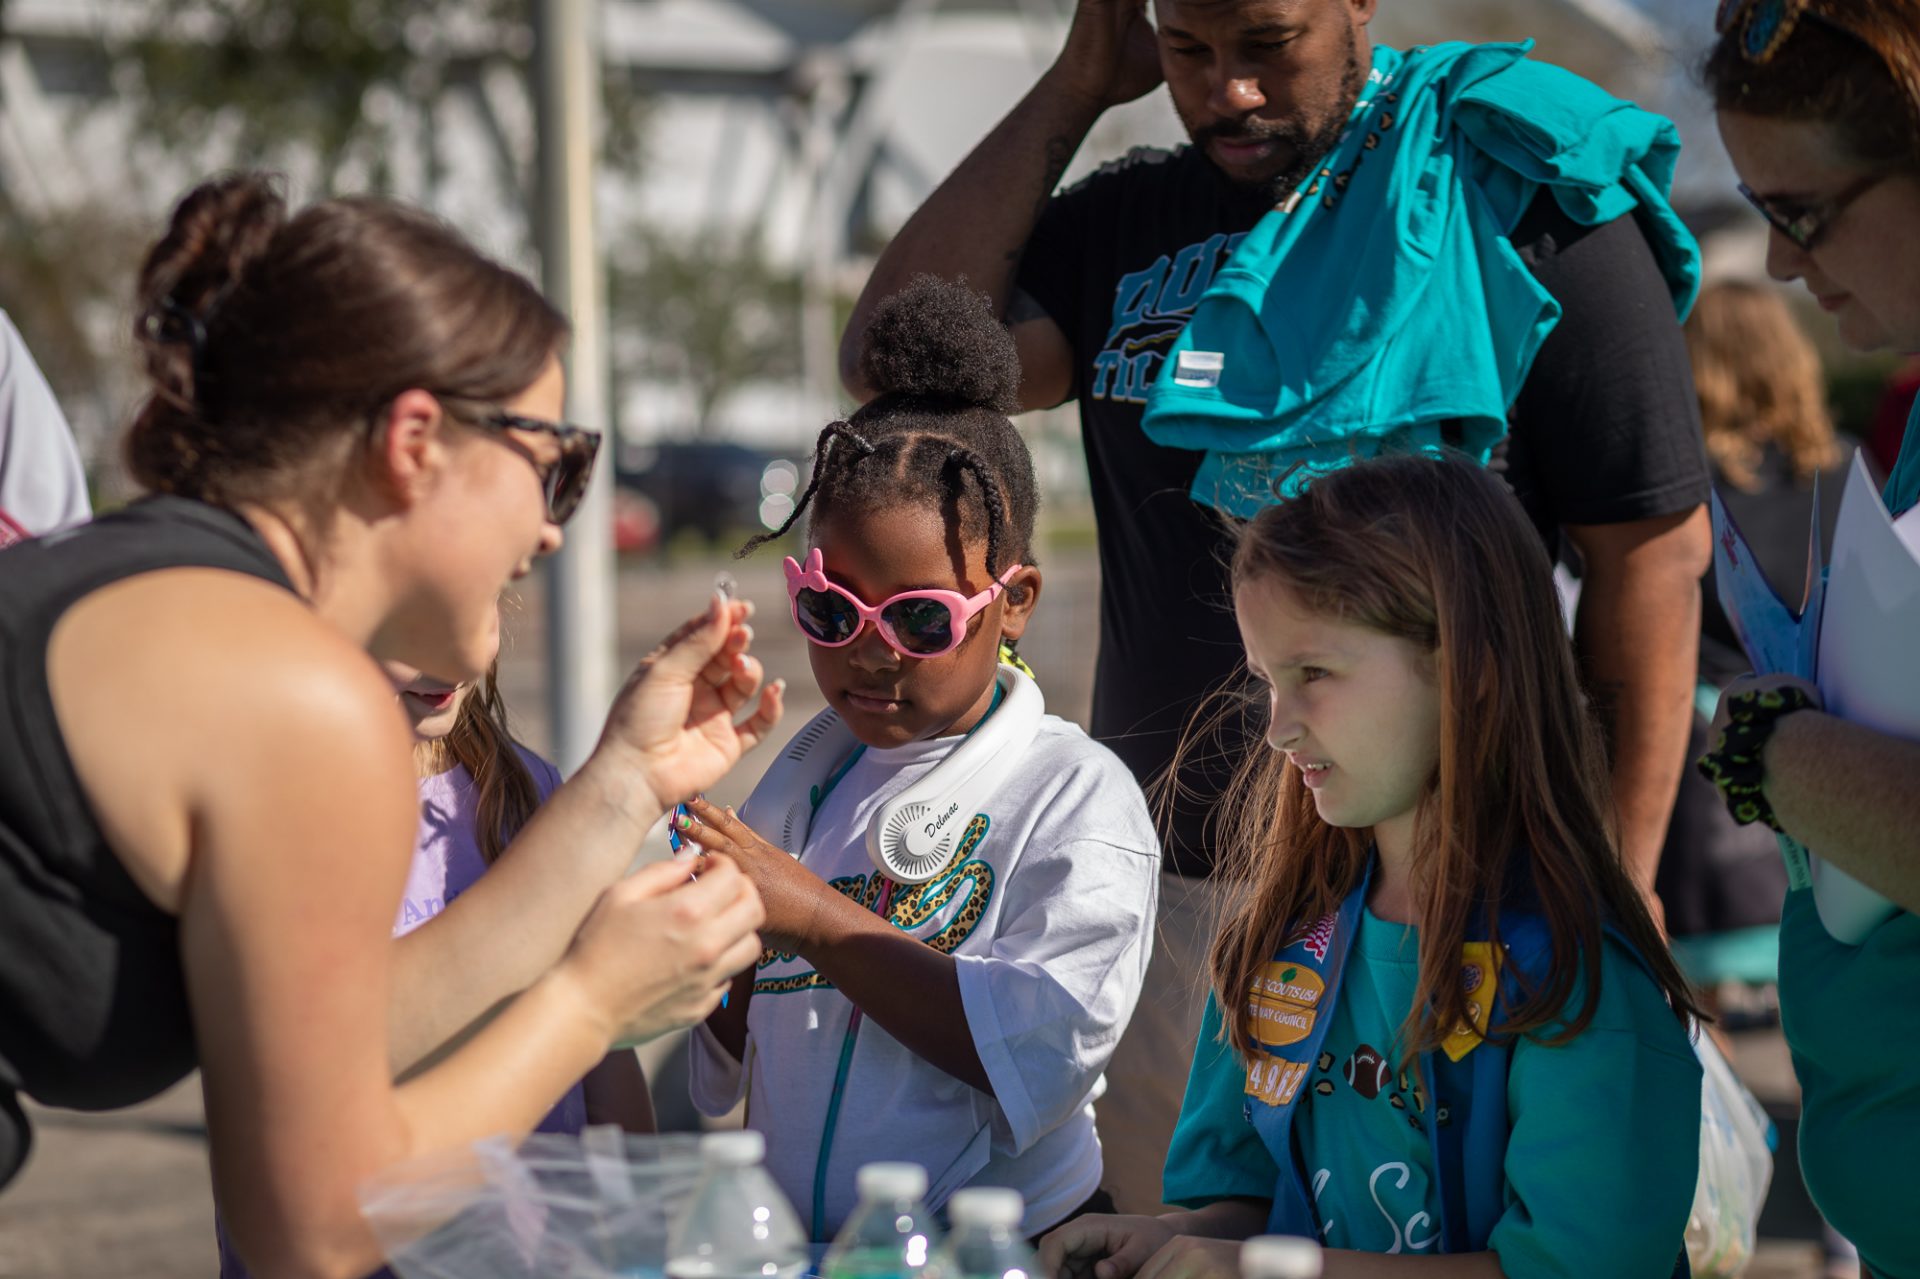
left=1807, top=454, right=1920, bottom=942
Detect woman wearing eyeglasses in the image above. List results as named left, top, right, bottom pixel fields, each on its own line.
left=1703, top=4, right=1920, bottom=1273
left=0, top=172, right=784, bottom=1278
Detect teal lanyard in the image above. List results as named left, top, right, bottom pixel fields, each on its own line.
left=806, top=682, right=1006, bottom=1238
left=808, top=738, right=872, bottom=1239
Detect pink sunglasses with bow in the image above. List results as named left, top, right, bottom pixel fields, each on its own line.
left=783, top=547, right=1022, bottom=659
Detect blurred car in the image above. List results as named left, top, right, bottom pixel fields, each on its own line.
left=615, top=440, right=799, bottom=548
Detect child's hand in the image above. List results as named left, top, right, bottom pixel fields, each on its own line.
left=594, top=593, right=786, bottom=815
left=1038, top=1213, right=1176, bottom=1279
left=555, top=855, right=765, bottom=1047
left=679, top=798, right=826, bottom=953
left=1129, top=1237, right=1241, bottom=1279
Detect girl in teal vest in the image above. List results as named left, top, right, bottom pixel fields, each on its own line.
left=1040, top=454, right=1703, bottom=1278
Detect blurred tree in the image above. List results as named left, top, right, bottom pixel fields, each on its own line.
left=0, top=0, right=652, bottom=488
left=0, top=203, right=144, bottom=430
left=111, top=0, right=646, bottom=194
left=609, top=229, right=805, bottom=436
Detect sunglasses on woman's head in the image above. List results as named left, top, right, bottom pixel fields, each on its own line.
left=783, top=546, right=1022, bottom=659
left=469, top=410, right=602, bottom=526
left=1715, top=0, right=1813, bottom=62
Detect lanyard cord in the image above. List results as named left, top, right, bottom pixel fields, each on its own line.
left=804, top=680, right=1008, bottom=1239
left=812, top=875, right=894, bottom=1238
left=808, top=740, right=873, bottom=1240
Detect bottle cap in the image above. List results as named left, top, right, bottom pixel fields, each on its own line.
left=855, top=1161, right=928, bottom=1202
left=947, top=1187, right=1024, bottom=1228
left=1241, top=1235, right=1322, bottom=1279
left=699, top=1130, right=765, bottom=1167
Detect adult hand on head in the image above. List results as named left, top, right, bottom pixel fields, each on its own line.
left=1040, top=1214, right=1178, bottom=1279
left=597, top=592, right=786, bottom=814
left=555, top=854, right=766, bottom=1047
left=1053, top=0, right=1163, bottom=111
left=679, top=798, right=829, bottom=953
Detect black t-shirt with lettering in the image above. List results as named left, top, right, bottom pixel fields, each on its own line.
left=1016, top=144, right=1709, bottom=878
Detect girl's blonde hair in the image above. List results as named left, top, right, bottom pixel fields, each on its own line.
left=1182, top=454, right=1699, bottom=1063
left=1686, top=280, right=1839, bottom=493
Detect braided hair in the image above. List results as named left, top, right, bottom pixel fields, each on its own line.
left=742, top=276, right=1039, bottom=607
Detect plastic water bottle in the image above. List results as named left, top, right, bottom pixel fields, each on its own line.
left=937, top=1188, right=1038, bottom=1279
left=821, top=1162, right=943, bottom=1279
left=666, top=1131, right=807, bottom=1279
left=1240, top=1235, right=1323, bottom=1279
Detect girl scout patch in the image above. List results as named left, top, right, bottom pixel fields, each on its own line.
left=1245, top=1057, right=1311, bottom=1106
left=1440, top=943, right=1504, bottom=1062
left=1246, top=960, right=1327, bottom=1047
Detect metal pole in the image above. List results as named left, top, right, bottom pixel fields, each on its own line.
left=534, top=0, right=616, bottom=774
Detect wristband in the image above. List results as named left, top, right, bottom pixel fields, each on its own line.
left=1696, top=685, right=1818, bottom=832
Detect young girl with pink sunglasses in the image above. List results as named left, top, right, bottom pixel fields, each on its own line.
left=676, top=277, right=1160, bottom=1241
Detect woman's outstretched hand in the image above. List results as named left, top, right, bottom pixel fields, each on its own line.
left=597, top=591, right=786, bottom=814
left=556, top=853, right=766, bottom=1047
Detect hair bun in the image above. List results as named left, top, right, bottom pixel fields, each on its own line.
left=126, top=173, right=288, bottom=492
left=137, top=172, right=287, bottom=333
left=858, top=275, right=1021, bottom=414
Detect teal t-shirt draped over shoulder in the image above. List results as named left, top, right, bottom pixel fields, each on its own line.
left=1778, top=394, right=1920, bottom=1277
left=1164, top=920, right=1698, bottom=1277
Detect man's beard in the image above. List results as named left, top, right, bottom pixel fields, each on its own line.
left=1190, top=29, right=1366, bottom=204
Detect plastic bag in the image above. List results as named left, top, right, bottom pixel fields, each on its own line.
left=359, top=1128, right=705, bottom=1279
left=1685, top=1027, right=1775, bottom=1277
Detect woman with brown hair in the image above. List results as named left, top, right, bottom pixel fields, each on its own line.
left=1043, top=454, right=1701, bottom=1279
left=1704, top=3, right=1920, bottom=1271
left=0, top=172, right=782, bottom=1278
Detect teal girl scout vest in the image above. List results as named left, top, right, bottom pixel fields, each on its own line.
left=1240, top=861, right=1688, bottom=1276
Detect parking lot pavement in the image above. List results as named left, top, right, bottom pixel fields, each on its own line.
left=1, top=1083, right=214, bottom=1279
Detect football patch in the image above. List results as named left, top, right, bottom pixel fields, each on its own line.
left=1342, top=1043, right=1391, bottom=1100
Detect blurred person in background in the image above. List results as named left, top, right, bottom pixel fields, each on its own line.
left=1663, top=279, right=1849, bottom=988
left=0, top=308, right=89, bottom=544
left=1706, top=1, right=1920, bottom=1272
left=842, top=0, right=1711, bottom=1213
left=1865, top=353, right=1918, bottom=478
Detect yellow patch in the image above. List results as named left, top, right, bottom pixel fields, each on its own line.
left=1246, top=961, right=1327, bottom=1048
left=1245, top=1058, right=1310, bottom=1107
left=1440, top=942, right=1504, bottom=1062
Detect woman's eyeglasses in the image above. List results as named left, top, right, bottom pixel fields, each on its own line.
left=468, top=410, right=602, bottom=526
left=1737, top=171, right=1891, bottom=250
left=784, top=546, right=1020, bottom=659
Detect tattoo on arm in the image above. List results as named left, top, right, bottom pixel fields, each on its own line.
left=1039, top=135, right=1075, bottom=202
left=1006, top=134, right=1079, bottom=265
